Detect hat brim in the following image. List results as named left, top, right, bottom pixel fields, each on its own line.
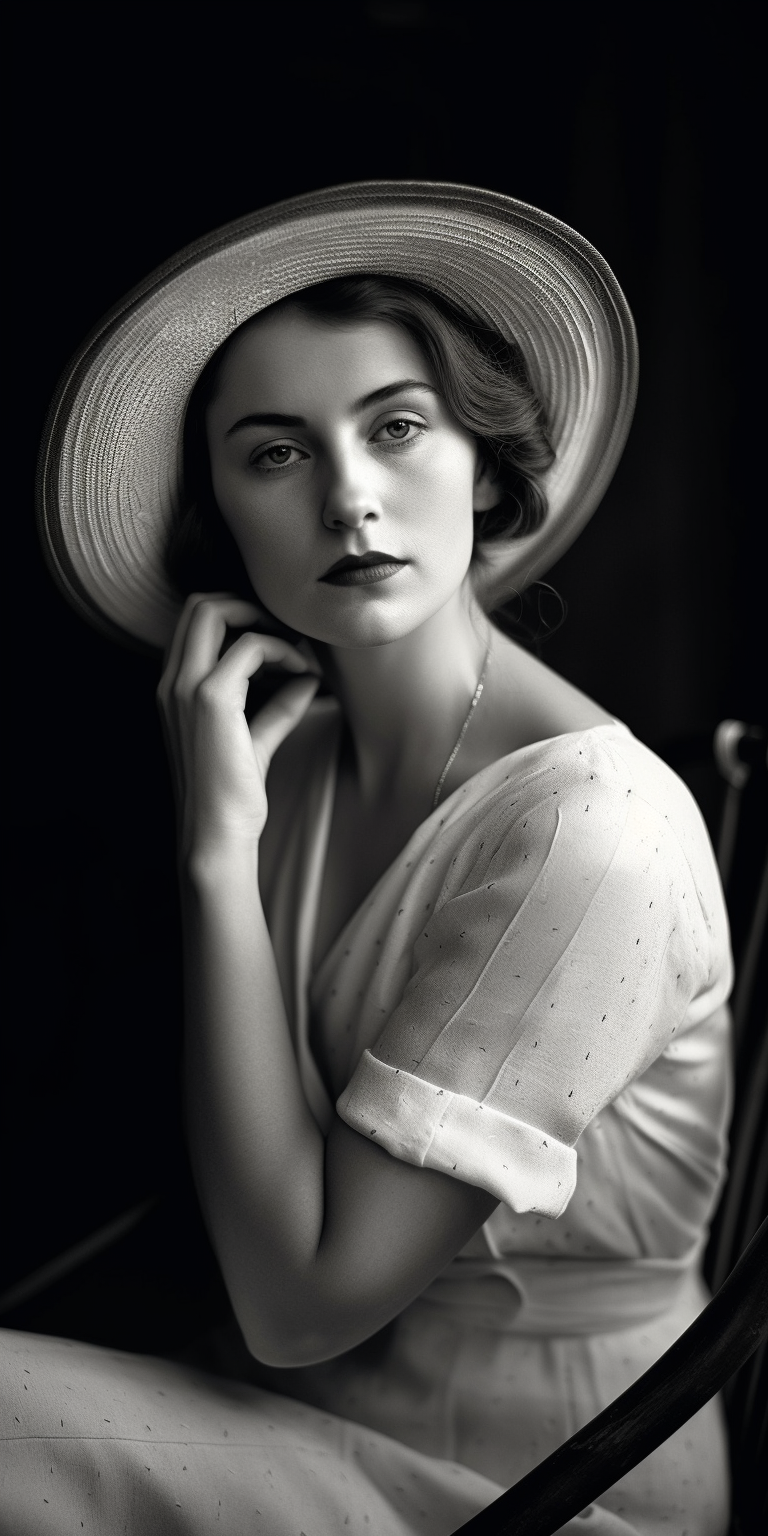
left=37, top=180, right=638, bottom=650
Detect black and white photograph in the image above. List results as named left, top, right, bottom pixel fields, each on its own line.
left=2, top=6, right=765, bottom=1533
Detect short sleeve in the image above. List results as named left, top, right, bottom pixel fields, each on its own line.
left=336, top=736, right=732, bottom=1218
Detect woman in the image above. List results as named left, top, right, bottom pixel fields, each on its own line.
left=4, top=184, right=731, bottom=1534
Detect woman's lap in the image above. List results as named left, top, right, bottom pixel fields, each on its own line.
left=0, top=1325, right=728, bottom=1536
left=0, top=1326, right=499, bottom=1536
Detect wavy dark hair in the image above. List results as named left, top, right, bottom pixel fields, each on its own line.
left=165, top=275, right=559, bottom=642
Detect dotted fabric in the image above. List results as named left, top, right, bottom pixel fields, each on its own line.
left=334, top=725, right=731, bottom=1223
left=0, top=1330, right=502, bottom=1535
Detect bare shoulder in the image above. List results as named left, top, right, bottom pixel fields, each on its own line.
left=456, top=633, right=614, bottom=787
left=496, top=636, right=614, bottom=738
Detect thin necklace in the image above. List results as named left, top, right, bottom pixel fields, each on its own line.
left=432, top=639, right=492, bottom=811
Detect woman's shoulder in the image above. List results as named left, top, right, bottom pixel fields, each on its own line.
left=449, top=718, right=637, bottom=838
left=463, top=637, right=719, bottom=877
left=443, top=719, right=723, bottom=926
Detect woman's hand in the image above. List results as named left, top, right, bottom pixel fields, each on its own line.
left=157, top=593, right=320, bottom=862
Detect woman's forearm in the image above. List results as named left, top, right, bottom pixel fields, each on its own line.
left=181, top=840, right=328, bottom=1359
left=181, top=837, right=497, bottom=1368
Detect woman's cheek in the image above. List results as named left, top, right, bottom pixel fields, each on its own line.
left=217, top=481, right=298, bottom=591
left=414, top=463, right=476, bottom=569
left=240, top=533, right=298, bottom=615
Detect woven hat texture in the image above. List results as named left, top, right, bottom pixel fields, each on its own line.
left=38, top=181, right=638, bottom=649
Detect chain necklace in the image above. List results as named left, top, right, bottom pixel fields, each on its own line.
left=432, top=640, right=492, bottom=811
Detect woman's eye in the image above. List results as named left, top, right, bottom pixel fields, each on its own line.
left=372, top=417, right=424, bottom=445
left=249, top=444, right=306, bottom=471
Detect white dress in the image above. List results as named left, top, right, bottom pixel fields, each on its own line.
left=0, top=715, right=732, bottom=1535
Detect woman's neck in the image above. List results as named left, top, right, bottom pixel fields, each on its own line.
left=324, top=588, right=490, bottom=808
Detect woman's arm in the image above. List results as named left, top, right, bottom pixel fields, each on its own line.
left=159, top=595, right=496, bottom=1368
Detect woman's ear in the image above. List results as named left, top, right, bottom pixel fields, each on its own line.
left=472, top=455, right=504, bottom=513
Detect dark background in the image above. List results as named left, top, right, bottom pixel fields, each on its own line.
left=4, top=3, right=764, bottom=1345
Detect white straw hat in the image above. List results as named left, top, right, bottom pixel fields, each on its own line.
left=37, top=180, right=638, bottom=650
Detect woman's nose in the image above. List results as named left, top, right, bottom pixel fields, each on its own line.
left=321, top=455, right=381, bottom=531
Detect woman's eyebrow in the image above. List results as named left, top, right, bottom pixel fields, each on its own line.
left=226, top=412, right=306, bottom=435
left=225, top=382, right=438, bottom=437
left=355, top=380, right=439, bottom=410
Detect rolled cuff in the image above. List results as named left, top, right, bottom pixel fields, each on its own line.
left=336, top=1051, right=576, bottom=1218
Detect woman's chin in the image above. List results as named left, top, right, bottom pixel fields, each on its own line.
left=259, top=585, right=446, bottom=653
left=302, top=615, right=423, bottom=652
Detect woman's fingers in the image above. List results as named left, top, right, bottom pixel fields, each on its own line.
left=159, top=593, right=235, bottom=691
left=171, top=596, right=264, bottom=701
left=159, top=594, right=315, bottom=709
left=202, top=630, right=318, bottom=706
left=155, top=593, right=321, bottom=851
left=158, top=592, right=259, bottom=710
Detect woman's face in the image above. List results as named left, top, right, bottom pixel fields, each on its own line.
left=205, top=306, right=499, bottom=649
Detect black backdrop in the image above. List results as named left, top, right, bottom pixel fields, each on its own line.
left=4, top=4, right=763, bottom=1343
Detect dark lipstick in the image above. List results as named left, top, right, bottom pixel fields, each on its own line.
left=319, top=552, right=407, bottom=587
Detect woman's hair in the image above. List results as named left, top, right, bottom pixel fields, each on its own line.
left=165, top=275, right=557, bottom=639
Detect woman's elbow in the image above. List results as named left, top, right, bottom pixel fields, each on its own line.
left=238, top=1305, right=361, bottom=1369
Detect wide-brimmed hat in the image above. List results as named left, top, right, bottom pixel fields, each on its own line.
left=37, top=180, right=638, bottom=650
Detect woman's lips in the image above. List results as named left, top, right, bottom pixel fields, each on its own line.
left=320, top=554, right=408, bottom=587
